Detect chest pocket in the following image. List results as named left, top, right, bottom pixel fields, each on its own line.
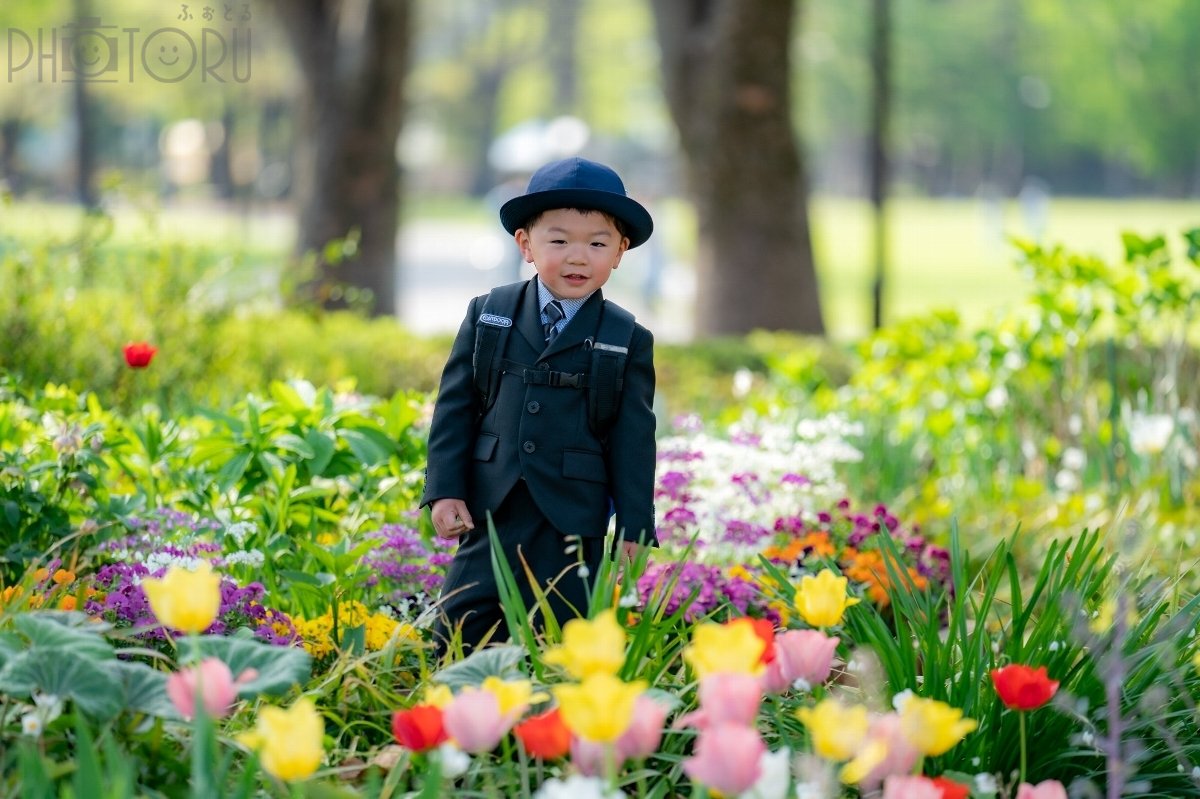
left=474, top=433, right=499, bottom=462
left=563, top=449, right=606, bottom=483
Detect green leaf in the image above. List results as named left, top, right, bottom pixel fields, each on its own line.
left=216, top=450, right=253, bottom=493
left=338, top=427, right=394, bottom=466
left=0, top=647, right=124, bottom=719
left=304, top=429, right=336, bottom=476
left=274, top=433, right=316, bottom=459
left=14, top=613, right=114, bottom=660
left=0, top=631, right=22, bottom=670
left=102, top=659, right=178, bottom=719
left=71, top=715, right=102, bottom=797
left=177, top=636, right=312, bottom=698
left=433, top=644, right=527, bottom=690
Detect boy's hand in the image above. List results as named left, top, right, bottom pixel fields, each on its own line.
left=432, top=498, right=475, bottom=538
left=619, top=539, right=642, bottom=564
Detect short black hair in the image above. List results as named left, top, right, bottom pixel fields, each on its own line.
left=520, top=207, right=630, bottom=242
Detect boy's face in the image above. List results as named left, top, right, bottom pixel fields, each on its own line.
left=515, top=208, right=629, bottom=300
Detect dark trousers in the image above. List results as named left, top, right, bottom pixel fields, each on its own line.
left=432, top=480, right=605, bottom=657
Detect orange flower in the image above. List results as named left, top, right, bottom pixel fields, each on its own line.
left=513, top=708, right=571, bottom=759
left=58, top=596, right=78, bottom=611
left=764, top=531, right=836, bottom=562
left=52, top=569, right=75, bottom=585
left=842, top=550, right=928, bottom=606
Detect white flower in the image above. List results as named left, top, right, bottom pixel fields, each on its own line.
left=1062, top=447, right=1086, bottom=471
left=744, top=747, right=792, bottom=799
left=224, top=549, right=265, bottom=568
left=974, top=772, right=998, bottom=793
left=1054, top=469, right=1080, bottom=493
left=21, top=714, right=42, bottom=737
left=984, top=386, right=1009, bottom=412
left=733, top=368, right=754, bottom=399
left=891, top=689, right=914, bottom=711
left=1129, top=413, right=1173, bottom=456
left=576, top=564, right=590, bottom=579
left=225, top=521, right=256, bottom=545
left=437, top=743, right=471, bottom=779
left=1048, top=640, right=1061, bottom=652
left=791, top=678, right=812, bottom=694
left=534, top=774, right=624, bottom=799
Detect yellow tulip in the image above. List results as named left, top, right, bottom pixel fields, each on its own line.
left=543, top=609, right=627, bottom=679
left=553, top=673, right=646, bottom=743
left=142, top=562, right=221, bottom=634
left=795, top=698, right=870, bottom=761
left=839, top=739, right=888, bottom=783
left=682, top=621, right=766, bottom=680
left=481, top=676, right=549, bottom=716
left=794, top=569, right=861, bottom=628
left=423, top=683, right=454, bottom=709
left=899, top=696, right=977, bottom=756
left=237, top=697, right=325, bottom=781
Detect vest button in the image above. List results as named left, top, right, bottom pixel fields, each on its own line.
left=526, top=401, right=540, bottom=414
left=523, top=441, right=536, bottom=453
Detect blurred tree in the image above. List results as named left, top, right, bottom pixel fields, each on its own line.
left=651, top=0, right=824, bottom=336
left=269, top=0, right=412, bottom=315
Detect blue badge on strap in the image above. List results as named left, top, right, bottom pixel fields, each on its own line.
left=479, top=314, right=513, bottom=328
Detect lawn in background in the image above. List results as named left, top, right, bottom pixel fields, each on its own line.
left=2, top=195, right=1196, bottom=341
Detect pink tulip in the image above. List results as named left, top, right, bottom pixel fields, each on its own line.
left=442, top=688, right=515, bottom=753
left=775, top=629, right=839, bottom=688
left=676, top=673, right=763, bottom=730
left=1016, top=780, right=1068, bottom=799
left=682, top=723, right=766, bottom=795
left=760, top=658, right=793, bottom=693
left=616, top=695, right=669, bottom=760
left=166, top=657, right=248, bottom=720
left=854, top=713, right=920, bottom=791
left=570, top=735, right=616, bottom=777
left=882, top=775, right=942, bottom=799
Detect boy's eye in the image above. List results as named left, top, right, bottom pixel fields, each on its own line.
left=550, top=239, right=566, bottom=245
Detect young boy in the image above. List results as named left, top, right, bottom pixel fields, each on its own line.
left=421, top=157, right=657, bottom=655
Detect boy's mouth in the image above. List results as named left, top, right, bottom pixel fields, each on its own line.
left=563, top=273, right=588, bottom=283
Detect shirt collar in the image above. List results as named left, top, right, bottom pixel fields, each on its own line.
left=536, top=277, right=594, bottom=327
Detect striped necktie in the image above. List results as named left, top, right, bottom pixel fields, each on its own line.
left=543, top=300, right=565, bottom=344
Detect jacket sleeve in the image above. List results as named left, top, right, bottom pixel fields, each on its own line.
left=420, top=296, right=483, bottom=507
left=606, top=325, right=658, bottom=545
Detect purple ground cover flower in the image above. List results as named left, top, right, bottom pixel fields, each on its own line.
left=636, top=562, right=776, bottom=623
left=361, top=524, right=455, bottom=615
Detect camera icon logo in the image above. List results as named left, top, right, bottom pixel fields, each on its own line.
left=61, top=16, right=119, bottom=80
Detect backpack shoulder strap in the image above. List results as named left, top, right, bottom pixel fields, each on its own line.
left=472, top=282, right=524, bottom=408
left=588, top=300, right=637, bottom=438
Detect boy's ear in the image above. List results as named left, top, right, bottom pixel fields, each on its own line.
left=514, top=229, right=534, bottom=262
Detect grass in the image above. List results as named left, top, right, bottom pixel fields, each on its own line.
left=2, top=195, right=1196, bottom=341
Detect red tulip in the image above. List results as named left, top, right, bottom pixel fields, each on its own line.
left=930, top=776, right=971, bottom=799
left=392, top=704, right=449, bottom=752
left=731, top=617, right=776, bottom=665
left=123, top=342, right=157, bottom=368
left=514, top=708, right=571, bottom=759
left=990, top=664, right=1059, bottom=711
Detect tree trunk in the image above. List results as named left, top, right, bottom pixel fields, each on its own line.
left=273, top=0, right=412, bottom=316
left=869, top=0, right=892, bottom=331
left=650, top=0, right=824, bottom=336
left=72, top=0, right=98, bottom=209
left=1, top=118, right=23, bottom=195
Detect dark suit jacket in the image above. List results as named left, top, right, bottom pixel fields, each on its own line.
left=421, top=278, right=657, bottom=545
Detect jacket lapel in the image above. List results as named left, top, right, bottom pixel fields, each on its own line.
left=515, top=278, right=545, bottom=354
left=538, top=290, right=604, bottom=362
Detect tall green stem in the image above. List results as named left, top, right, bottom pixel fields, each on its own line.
left=1019, top=710, right=1028, bottom=785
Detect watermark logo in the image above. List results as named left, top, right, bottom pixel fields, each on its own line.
left=6, top=11, right=251, bottom=84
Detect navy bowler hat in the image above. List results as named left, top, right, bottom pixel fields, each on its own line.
left=500, top=157, right=654, bottom=249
